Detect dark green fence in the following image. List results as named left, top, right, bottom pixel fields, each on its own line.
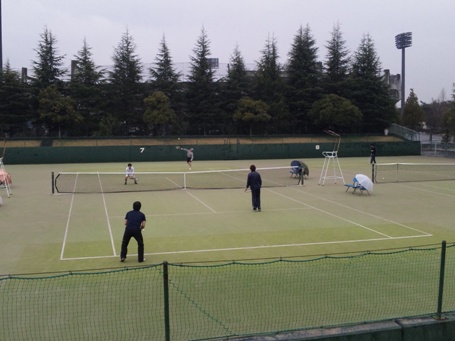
left=1, top=242, right=454, bottom=341
left=5, top=141, right=420, bottom=164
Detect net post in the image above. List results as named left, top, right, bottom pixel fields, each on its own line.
left=51, top=172, right=55, bottom=194
left=436, top=240, right=447, bottom=320
left=163, top=261, right=171, bottom=341
left=372, top=164, right=375, bottom=183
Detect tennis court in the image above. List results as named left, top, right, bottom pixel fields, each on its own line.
left=1, top=155, right=455, bottom=275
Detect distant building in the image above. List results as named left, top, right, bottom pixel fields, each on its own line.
left=383, top=69, right=401, bottom=103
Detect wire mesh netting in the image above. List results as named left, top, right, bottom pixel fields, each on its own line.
left=1, top=245, right=455, bottom=340
left=374, top=162, right=455, bottom=183
left=54, top=167, right=297, bottom=193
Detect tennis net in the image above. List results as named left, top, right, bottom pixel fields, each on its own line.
left=374, top=162, right=455, bottom=183
left=53, top=167, right=299, bottom=194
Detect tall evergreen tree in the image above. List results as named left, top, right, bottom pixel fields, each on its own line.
left=0, top=61, right=33, bottom=137
left=186, top=27, right=217, bottom=134
left=286, top=25, right=322, bottom=133
left=349, top=34, right=397, bottom=132
left=220, top=45, right=252, bottom=134
left=403, top=89, right=425, bottom=131
left=149, top=35, right=184, bottom=133
left=108, top=30, right=144, bottom=135
left=254, top=35, right=289, bottom=133
left=31, top=27, right=68, bottom=135
left=323, top=23, right=350, bottom=97
left=70, top=39, right=105, bottom=135
left=149, top=35, right=181, bottom=98
left=32, top=27, right=67, bottom=89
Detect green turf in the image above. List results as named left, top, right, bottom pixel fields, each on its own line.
left=1, top=155, right=455, bottom=275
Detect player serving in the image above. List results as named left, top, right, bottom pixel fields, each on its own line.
left=179, top=147, right=194, bottom=170
left=124, top=163, right=138, bottom=185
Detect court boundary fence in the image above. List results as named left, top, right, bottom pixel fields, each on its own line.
left=1, top=241, right=454, bottom=341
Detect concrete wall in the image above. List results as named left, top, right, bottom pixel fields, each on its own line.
left=222, top=314, right=455, bottom=341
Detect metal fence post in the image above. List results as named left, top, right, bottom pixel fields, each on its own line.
left=163, top=261, right=170, bottom=341
left=436, top=240, right=447, bottom=320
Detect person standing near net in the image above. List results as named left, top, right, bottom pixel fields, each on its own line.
left=120, top=201, right=146, bottom=263
left=180, top=147, right=194, bottom=170
left=370, top=144, right=377, bottom=164
left=245, top=164, right=262, bottom=212
left=125, top=163, right=138, bottom=184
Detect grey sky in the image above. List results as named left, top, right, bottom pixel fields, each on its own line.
left=3, top=0, right=454, bottom=104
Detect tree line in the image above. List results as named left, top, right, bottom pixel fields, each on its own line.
left=1, top=24, right=454, bottom=139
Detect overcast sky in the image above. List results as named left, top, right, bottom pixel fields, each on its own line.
left=3, top=0, right=455, bottom=104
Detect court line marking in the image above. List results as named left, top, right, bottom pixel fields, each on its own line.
left=61, top=234, right=430, bottom=260
left=287, top=186, right=432, bottom=236
left=185, top=190, right=217, bottom=213
left=60, top=196, right=76, bottom=260
left=267, top=188, right=394, bottom=238
left=397, top=182, right=455, bottom=197
left=61, top=184, right=432, bottom=261
left=61, top=174, right=118, bottom=260
left=98, top=173, right=117, bottom=256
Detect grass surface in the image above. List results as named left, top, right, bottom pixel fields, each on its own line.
left=1, top=155, right=455, bottom=275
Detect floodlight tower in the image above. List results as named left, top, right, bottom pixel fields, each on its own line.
left=395, top=32, right=412, bottom=118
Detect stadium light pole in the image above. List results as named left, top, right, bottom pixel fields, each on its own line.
left=395, top=32, right=412, bottom=118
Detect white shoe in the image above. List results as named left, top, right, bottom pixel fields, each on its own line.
left=189, top=167, right=191, bottom=170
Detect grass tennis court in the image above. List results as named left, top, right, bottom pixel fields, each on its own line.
left=1, top=155, right=455, bottom=275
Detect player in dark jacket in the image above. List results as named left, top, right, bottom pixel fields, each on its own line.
left=245, top=164, right=262, bottom=212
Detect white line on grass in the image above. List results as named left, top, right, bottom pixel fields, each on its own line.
left=109, top=207, right=312, bottom=219
left=60, top=193, right=75, bottom=261
left=165, top=176, right=183, bottom=189
left=185, top=190, right=217, bottom=213
left=61, top=233, right=431, bottom=260
left=267, top=188, right=394, bottom=238
left=61, top=173, right=79, bottom=260
left=287, top=186, right=431, bottom=236
left=398, top=182, right=455, bottom=197
left=97, top=173, right=117, bottom=256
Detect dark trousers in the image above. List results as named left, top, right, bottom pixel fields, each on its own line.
left=251, top=189, right=261, bottom=209
left=121, top=229, right=144, bottom=261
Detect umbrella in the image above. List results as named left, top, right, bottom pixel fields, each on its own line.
left=355, top=174, right=373, bottom=192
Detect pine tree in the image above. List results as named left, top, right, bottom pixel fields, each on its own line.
left=403, top=89, right=425, bottom=131
left=286, top=25, right=322, bottom=132
left=32, top=27, right=67, bottom=89
left=108, top=30, right=144, bottom=135
left=349, top=34, right=397, bottom=132
left=220, top=45, right=252, bottom=134
left=149, top=35, right=181, bottom=98
left=70, top=39, right=105, bottom=135
left=186, top=27, right=217, bottom=134
left=254, top=35, right=288, bottom=133
left=0, top=61, right=33, bottom=137
left=149, top=35, right=184, bottom=133
left=323, top=23, right=350, bottom=97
